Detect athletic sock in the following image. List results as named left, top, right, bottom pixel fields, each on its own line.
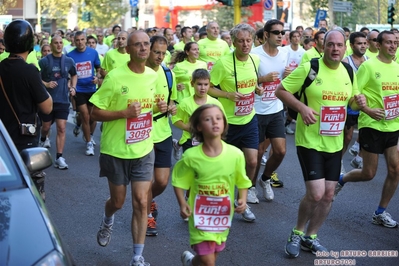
left=261, top=174, right=271, bottom=182
left=56, top=153, right=62, bottom=159
left=375, top=206, right=386, bottom=215
left=338, top=174, right=345, bottom=186
left=133, top=244, right=145, bottom=257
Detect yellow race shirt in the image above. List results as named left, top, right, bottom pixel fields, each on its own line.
left=300, top=47, right=323, bottom=65
left=152, top=66, right=178, bottom=143
left=357, top=57, right=399, bottom=132
left=210, top=53, right=260, bottom=125
left=101, top=49, right=130, bottom=73
left=171, top=95, right=224, bottom=145
left=173, top=41, right=185, bottom=52
left=89, top=63, right=157, bottom=159
left=0, top=51, right=40, bottom=70
left=282, top=58, right=359, bottom=153
left=163, top=50, right=171, bottom=67
left=172, top=59, right=207, bottom=103
left=365, top=49, right=378, bottom=59
left=198, top=38, right=231, bottom=71
left=172, top=141, right=252, bottom=245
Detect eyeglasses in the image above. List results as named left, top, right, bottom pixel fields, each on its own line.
left=303, top=35, right=312, bottom=39
left=369, top=38, right=378, bottom=42
left=129, top=42, right=151, bottom=48
left=269, top=30, right=286, bottom=35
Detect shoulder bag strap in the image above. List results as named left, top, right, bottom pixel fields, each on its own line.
left=0, top=76, right=21, bottom=124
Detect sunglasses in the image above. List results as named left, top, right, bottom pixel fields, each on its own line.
left=269, top=30, right=286, bottom=35
left=369, top=38, right=377, bottom=42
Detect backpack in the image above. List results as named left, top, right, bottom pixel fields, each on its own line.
left=45, top=54, right=68, bottom=80
left=153, top=65, right=173, bottom=121
left=287, top=58, right=354, bottom=120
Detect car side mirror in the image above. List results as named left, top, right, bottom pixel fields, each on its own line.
left=20, top=147, right=53, bottom=174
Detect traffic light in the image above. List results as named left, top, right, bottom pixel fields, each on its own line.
left=82, top=11, right=88, bottom=22
left=131, top=7, right=139, bottom=19
left=164, top=12, right=170, bottom=23
left=87, top=12, right=92, bottom=22
left=40, top=16, right=47, bottom=25
left=216, top=0, right=232, bottom=6
left=241, top=0, right=260, bottom=7
left=388, top=4, right=395, bottom=25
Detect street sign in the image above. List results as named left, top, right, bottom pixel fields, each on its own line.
left=130, top=0, right=139, bottom=7
left=264, top=0, right=273, bottom=10
left=333, top=0, right=353, bottom=13
left=263, top=10, right=273, bottom=20
left=314, top=9, right=327, bottom=28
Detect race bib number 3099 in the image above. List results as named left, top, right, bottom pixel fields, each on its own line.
left=125, top=112, right=152, bottom=144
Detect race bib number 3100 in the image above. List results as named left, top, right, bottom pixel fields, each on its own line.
left=319, top=106, right=346, bottom=136
left=193, top=195, right=231, bottom=232
left=125, top=112, right=152, bottom=144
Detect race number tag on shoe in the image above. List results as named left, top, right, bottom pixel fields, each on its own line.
left=235, top=91, right=254, bottom=116
left=261, top=79, right=280, bottom=101
left=194, top=195, right=231, bottom=232
left=125, top=112, right=152, bottom=144
left=319, top=106, right=346, bottom=136
left=383, top=94, right=399, bottom=120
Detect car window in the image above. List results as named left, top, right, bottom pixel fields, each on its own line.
left=0, top=132, right=24, bottom=188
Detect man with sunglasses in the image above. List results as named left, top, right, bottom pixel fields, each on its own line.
left=365, top=29, right=379, bottom=58
left=251, top=19, right=289, bottom=204
left=300, top=30, right=325, bottom=64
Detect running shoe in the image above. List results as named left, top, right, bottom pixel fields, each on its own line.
left=285, top=228, right=304, bottom=258
left=172, top=138, right=182, bottom=161
left=130, top=256, right=150, bottom=266
left=86, top=141, right=95, bottom=156
left=181, top=251, right=194, bottom=266
left=333, top=180, right=343, bottom=201
left=349, top=143, right=359, bottom=156
left=285, top=125, right=295, bottom=135
left=73, top=126, right=81, bottom=137
left=241, top=204, right=256, bottom=222
left=54, top=157, right=68, bottom=170
left=350, top=157, right=363, bottom=169
left=246, top=187, right=259, bottom=204
left=43, top=138, right=51, bottom=148
left=261, top=154, right=267, bottom=166
left=257, top=178, right=274, bottom=201
left=97, top=220, right=113, bottom=247
left=270, top=172, right=284, bottom=187
left=82, top=134, right=96, bottom=146
left=150, top=200, right=158, bottom=220
left=372, top=211, right=398, bottom=228
left=146, top=217, right=158, bottom=236
left=301, top=235, right=328, bottom=254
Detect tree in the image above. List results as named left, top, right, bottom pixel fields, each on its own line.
left=41, top=0, right=129, bottom=29
left=308, top=0, right=392, bottom=30
left=0, top=0, right=17, bottom=15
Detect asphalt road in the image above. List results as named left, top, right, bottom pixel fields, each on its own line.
left=44, top=118, right=399, bottom=266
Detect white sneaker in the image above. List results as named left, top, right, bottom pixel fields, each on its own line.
left=172, top=138, right=182, bottom=161
left=97, top=220, right=113, bottom=247
left=350, top=157, right=363, bottom=169
left=43, top=138, right=51, bottom=148
left=349, top=143, right=359, bottom=156
left=86, top=141, right=94, bottom=156
left=285, top=125, right=295, bottom=135
left=241, top=204, right=256, bottom=222
left=246, top=187, right=259, bottom=204
left=130, top=255, right=150, bottom=266
left=54, top=157, right=68, bottom=170
left=372, top=211, right=398, bottom=228
left=261, top=154, right=267, bottom=166
left=181, top=251, right=194, bottom=266
left=257, top=178, right=274, bottom=201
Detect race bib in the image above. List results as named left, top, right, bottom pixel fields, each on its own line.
left=193, top=195, right=231, bottom=232
left=260, top=79, right=280, bottom=101
left=288, top=59, right=299, bottom=70
left=319, top=106, right=346, bottom=136
left=125, top=111, right=152, bottom=144
left=235, top=91, right=254, bottom=116
left=207, top=62, right=214, bottom=71
left=76, top=61, right=92, bottom=79
left=383, top=94, right=399, bottom=120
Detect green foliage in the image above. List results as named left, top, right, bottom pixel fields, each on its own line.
left=308, top=0, right=393, bottom=29
left=41, top=0, right=129, bottom=29
left=0, top=0, right=17, bottom=15
left=193, top=4, right=253, bottom=31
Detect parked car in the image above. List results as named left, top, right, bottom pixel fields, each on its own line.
left=0, top=120, right=74, bottom=265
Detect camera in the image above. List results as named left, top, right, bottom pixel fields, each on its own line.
left=20, top=123, right=37, bottom=136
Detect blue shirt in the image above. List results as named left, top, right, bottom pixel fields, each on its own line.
left=67, top=47, right=101, bottom=93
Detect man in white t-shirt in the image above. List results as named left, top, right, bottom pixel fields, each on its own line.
left=282, top=30, right=305, bottom=134
left=251, top=19, right=289, bottom=202
left=95, top=30, right=109, bottom=56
